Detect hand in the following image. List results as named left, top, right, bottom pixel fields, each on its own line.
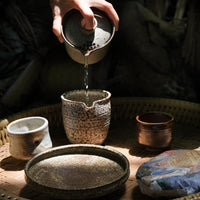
left=50, top=0, right=119, bottom=43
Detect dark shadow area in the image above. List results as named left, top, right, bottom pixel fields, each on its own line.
left=106, top=119, right=136, bottom=150
left=49, top=126, right=69, bottom=147
left=0, top=156, right=27, bottom=171
left=170, top=123, right=200, bottom=150
left=131, top=185, right=177, bottom=200
left=131, top=186, right=159, bottom=200
left=1, top=0, right=200, bottom=120
left=20, top=184, right=56, bottom=200
left=129, top=141, right=168, bottom=158
left=20, top=183, right=126, bottom=200
left=92, top=185, right=126, bottom=200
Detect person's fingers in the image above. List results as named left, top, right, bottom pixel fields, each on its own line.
left=50, top=0, right=119, bottom=43
left=52, top=15, right=65, bottom=43
left=78, top=5, right=95, bottom=30
left=86, top=0, right=119, bottom=31
left=101, top=2, right=119, bottom=31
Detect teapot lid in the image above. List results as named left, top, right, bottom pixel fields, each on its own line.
left=62, top=9, right=115, bottom=55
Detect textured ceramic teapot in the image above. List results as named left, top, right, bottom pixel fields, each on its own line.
left=62, top=9, right=115, bottom=64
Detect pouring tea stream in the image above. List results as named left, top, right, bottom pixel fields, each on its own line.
left=62, top=8, right=115, bottom=99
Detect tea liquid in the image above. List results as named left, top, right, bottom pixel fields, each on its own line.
left=84, top=56, right=89, bottom=100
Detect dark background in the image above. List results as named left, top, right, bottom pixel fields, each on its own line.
left=0, top=0, right=199, bottom=118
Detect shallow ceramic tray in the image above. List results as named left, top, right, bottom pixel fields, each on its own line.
left=25, top=144, right=130, bottom=200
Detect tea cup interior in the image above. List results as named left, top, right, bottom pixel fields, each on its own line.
left=62, top=90, right=110, bottom=107
left=7, top=117, right=47, bottom=134
left=137, top=112, right=174, bottom=124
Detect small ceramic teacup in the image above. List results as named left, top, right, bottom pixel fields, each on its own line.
left=136, top=111, right=174, bottom=151
left=61, top=90, right=111, bottom=144
left=7, top=116, right=52, bottom=160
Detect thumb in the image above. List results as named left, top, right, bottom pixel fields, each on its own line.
left=52, top=16, right=65, bottom=43
left=79, top=6, right=95, bottom=30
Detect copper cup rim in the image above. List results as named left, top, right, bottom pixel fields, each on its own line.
left=136, top=111, right=174, bottom=125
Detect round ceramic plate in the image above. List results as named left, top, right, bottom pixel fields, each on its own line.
left=25, top=144, right=130, bottom=200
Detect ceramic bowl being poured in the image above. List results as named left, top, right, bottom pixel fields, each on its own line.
left=62, top=8, right=115, bottom=64
left=61, top=90, right=111, bottom=144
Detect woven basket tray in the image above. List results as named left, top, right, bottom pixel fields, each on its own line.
left=0, top=97, right=200, bottom=200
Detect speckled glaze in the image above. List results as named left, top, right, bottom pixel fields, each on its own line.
left=25, top=144, right=129, bottom=200
left=61, top=90, right=111, bottom=144
left=136, top=111, right=174, bottom=151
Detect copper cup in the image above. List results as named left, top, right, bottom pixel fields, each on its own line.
left=136, top=111, right=174, bottom=151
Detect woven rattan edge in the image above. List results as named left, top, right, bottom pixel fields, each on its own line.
left=0, top=97, right=200, bottom=200
left=3, top=97, right=200, bottom=122
left=5, top=103, right=62, bottom=126
left=0, top=119, right=9, bottom=147
left=111, top=97, right=200, bottom=127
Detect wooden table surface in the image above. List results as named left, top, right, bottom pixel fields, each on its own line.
left=0, top=119, right=200, bottom=200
